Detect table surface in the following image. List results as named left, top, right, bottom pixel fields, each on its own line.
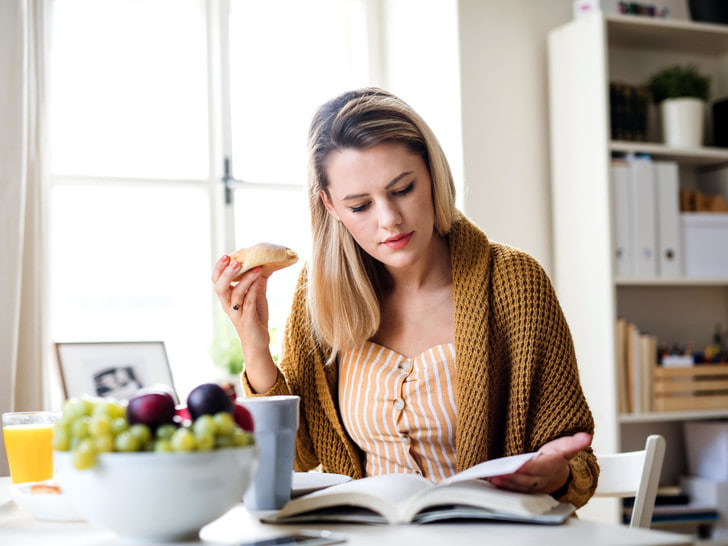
left=0, top=477, right=694, bottom=546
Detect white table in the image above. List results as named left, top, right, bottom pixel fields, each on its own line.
left=0, top=477, right=694, bottom=545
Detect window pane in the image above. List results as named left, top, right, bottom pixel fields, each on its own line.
left=49, top=184, right=215, bottom=398
left=232, top=186, right=310, bottom=337
left=228, top=0, right=370, bottom=185
left=49, top=0, right=208, bottom=179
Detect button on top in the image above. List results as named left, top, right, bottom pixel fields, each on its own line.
left=400, top=360, right=412, bottom=372
left=393, top=398, right=405, bottom=411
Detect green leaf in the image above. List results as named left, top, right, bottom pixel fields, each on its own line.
left=647, top=65, right=710, bottom=103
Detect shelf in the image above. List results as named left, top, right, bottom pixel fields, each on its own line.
left=605, top=14, right=728, bottom=55
left=620, top=408, right=728, bottom=423
left=616, top=277, right=728, bottom=286
left=610, top=141, right=728, bottom=168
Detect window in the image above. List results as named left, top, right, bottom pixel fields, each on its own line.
left=48, top=0, right=374, bottom=398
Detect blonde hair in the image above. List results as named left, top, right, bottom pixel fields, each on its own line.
left=306, top=88, right=456, bottom=363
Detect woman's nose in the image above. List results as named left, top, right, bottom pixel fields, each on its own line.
left=378, top=202, right=402, bottom=229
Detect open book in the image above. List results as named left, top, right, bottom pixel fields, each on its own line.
left=264, top=452, right=576, bottom=525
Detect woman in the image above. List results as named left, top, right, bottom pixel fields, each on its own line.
left=212, top=88, right=598, bottom=508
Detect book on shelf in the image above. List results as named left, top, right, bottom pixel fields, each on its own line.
left=263, top=452, right=575, bottom=526
left=608, top=82, right=649, bottom=142
left=616, top=318, right=659, bottom=413
left=623, top=502, right=719, bottom=526
left=616, top=317, right=632, bottom=413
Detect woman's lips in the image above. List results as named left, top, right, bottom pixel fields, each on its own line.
left=383, top=232, right=413, bottom=249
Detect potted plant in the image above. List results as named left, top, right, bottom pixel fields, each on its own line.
left=210, top=312, right=281, bottom=396
left=647, top=65, right=710, bottom=148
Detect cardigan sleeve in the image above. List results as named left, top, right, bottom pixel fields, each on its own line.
left=489, top=244, right=599, bottom=508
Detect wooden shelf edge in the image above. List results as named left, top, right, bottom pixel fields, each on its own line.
left=610, top=141, right=728, bottom=167
left=605, top=13, right=728, bottom=35
left=616, top=277, right=728, bottom=286
left=619, top=408, right=728, bottom=423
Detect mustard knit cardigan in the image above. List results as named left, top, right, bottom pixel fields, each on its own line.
left=242, top=212, right=598, bottom=508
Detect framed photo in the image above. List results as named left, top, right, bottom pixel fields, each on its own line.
left=54, top=341, right=176, bottom=401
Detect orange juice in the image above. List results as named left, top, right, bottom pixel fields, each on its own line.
left=3, top=423, right=55, bottom=483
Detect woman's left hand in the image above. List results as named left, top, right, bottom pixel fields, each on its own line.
left=486, top=432, right=592, bottom=495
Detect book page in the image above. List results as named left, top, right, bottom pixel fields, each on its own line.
left=274, top=473, right=433, bottom=524
left=441, top=452, right=536, bottom=484
left=402, top=479, right=559, bottom=522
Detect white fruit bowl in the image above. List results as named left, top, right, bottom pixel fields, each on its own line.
left=54, top=445, right=258, bottom=541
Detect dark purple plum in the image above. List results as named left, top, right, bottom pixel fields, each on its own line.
left=127, top=391, right=176, bottom=429
left=186, top=383, right=233, bottom=420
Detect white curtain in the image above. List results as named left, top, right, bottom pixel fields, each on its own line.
left=0, top=0, right=49, bottom=475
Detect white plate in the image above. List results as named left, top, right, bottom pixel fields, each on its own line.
left=291, top=472, right=351, bottom=497
left=0, top=492, right=12, bottom=511
left=8, top=481, right=84, bottom=522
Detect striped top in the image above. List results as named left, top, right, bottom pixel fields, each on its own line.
left=338, top=340, right=458, bottom=482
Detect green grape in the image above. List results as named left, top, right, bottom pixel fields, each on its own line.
left=154, top=439, right=173, bottom=453
left=91, top=400, right=114, bottom=418
left=195, top=430, right=215, bottom=451
left=231, top=429, right=254, bottom=447
left=192, top=415, right=216, bottom=438
left=214, top=434, right=233, bottom=448
left=52, top=426, right=70, bottom=451
left=89, top=414, right=113, bottom=437
left=115, top=430, right=140, bottom=452
left=111, top=417, right=129, bottom=435
left=63, top=397, right=92, bottom=420
left=156, top=424, right=177, bottom=441
left=213, top=412, right=235, bottom=435
left=70, top=416, right=91, bottom=439
left=94, top=433, right=114, bottom=453
left=72, top=439, right=97, bottom=470
left=170, top=428, right=197, bottom=452
left=129, top=424, right=152, bottom=446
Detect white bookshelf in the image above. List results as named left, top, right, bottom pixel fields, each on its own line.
left=548, top=13, right=728, bottom=527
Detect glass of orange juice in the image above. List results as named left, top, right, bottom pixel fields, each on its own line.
left=2, top=411, right=61, bottom=484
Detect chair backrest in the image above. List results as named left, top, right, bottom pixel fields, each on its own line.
left=593, top=434, right=666, bottom=528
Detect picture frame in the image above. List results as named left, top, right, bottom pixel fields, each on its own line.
left=54, top=341, right=176, bottom=401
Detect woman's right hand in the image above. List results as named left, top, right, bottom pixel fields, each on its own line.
left=211, top=255, right=278, bottom=393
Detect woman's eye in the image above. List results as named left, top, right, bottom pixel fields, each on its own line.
left=350, top=202, right=370, bottom=213
left=394, top=182, right=414, bottom=196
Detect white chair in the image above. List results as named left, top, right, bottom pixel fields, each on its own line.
left=593, top=434, right=666, bottom=528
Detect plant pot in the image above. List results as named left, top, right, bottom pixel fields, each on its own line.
left=660, top=97, right=705, bottom=148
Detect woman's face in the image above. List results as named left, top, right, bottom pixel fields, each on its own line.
left=321, top=142, right=437, bottom=271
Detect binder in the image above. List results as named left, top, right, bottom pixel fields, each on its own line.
left=628, top=156, right=658, bottom=277
left=654, top=161, right=683, bottom=277
left=611, top=159, right=633, bottom=277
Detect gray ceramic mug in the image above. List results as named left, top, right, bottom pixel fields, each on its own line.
left=240, top=395, right=300, bottom=510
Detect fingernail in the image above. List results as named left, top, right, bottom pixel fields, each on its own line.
left=228, top=261, right=240, bottom=272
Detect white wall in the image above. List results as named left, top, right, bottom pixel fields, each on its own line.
left=458, top=0, right=573, bottom=275
left=379, top=0, right=464, bottom=208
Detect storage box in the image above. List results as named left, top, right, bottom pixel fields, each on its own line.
left=654, top=365, right=728, bottom=411
left=684, top=421, right=728, bottom=481
left=681, top=476, right=728, bottom=539
left=681, top=213, right=728, bottom=277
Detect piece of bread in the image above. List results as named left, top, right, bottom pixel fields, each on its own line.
left=30, top=483, right=62, bottom=494
left=229, top=243, right=298, bottom=279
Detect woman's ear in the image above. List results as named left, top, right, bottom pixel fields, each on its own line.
left=320, top=190, right=341, bottom=222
